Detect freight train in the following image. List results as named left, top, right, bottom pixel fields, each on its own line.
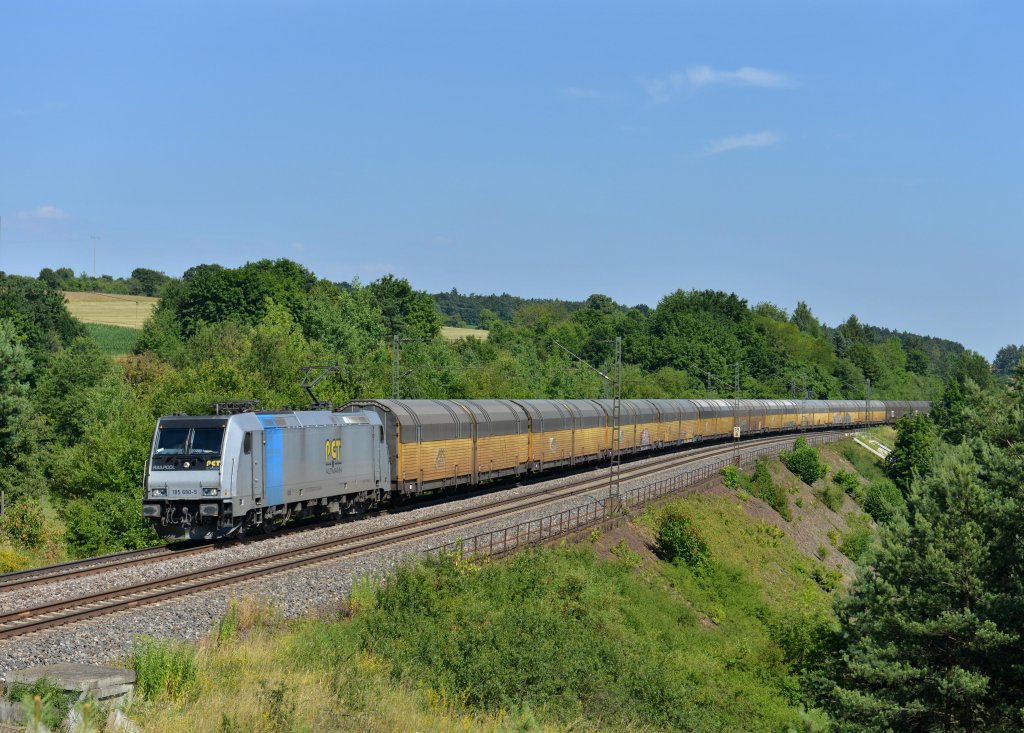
left=142, top=398, right=929, bottom=540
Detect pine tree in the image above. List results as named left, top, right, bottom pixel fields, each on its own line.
left=817, top=446, right=1020, bottom=731
left=885, top=414, right=935, bottom=494
left=818, top=367, right=1024, bottom=731
left=931, top=378, right=969, bottom=445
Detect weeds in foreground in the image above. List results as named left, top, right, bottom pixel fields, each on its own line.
left=723, top=460, right=791, bottom=519
left=129, top=637, right=200, bottom=703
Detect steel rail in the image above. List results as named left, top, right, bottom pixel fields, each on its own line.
left=0, top=429, right=785, bottom=591
left=0, top=431, right=850, bottom=640
left=0, top=546, right=183, bottom=590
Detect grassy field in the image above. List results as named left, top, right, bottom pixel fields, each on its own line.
left=84, top=323, right=139, bottom=356
left=63, top=291, right=157, bottom=329
left=441, top=326, right=488, bottom=340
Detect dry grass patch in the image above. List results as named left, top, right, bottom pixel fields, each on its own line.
left=63, top=291, right=158, bottom=329
left=441, top=326, right=489, bottom=341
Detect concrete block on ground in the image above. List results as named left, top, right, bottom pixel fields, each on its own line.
left=6, top=663, right=136, bottom=705
left=106, top=708, right=141, bottom=733
left=0, top=698, right=22, bottom=725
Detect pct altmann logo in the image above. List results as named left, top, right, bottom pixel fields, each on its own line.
left=325, top=438, right=342, bottom=474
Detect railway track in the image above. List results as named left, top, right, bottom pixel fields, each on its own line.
left=0, top=431, right=847, bottom=640
left=0, top=433, right=761, bottom=592
left=0, top=545, right=200, bottom=592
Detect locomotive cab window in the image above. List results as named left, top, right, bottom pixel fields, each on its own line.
left=155, top=428, right=189, bottom=455
left=243, top=432, right=252, bottom=454
left=190, top=428, right=224, bottom=455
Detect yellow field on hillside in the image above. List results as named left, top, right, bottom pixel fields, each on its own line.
left=63, top=291, right=157, bottom=329
left=441, top=326, right=489, bottom=341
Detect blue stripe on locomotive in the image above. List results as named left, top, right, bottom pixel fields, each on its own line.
left=258, top=417, right=285, bottom=506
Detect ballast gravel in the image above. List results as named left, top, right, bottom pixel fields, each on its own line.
left=0, top=434, right=842, bottom=675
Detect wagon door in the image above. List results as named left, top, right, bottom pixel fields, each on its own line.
left=250, top=433, right=264, bottom=505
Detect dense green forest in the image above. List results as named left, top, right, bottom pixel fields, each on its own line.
left=430, top=287, right=585, bottom=327
left=0, top=260, right=1001, bottom=568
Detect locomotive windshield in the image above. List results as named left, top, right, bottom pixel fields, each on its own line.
left=156, top=428, right=189, bottom=455
left=155, top=426, right=225, bottom=456
left=190, top=428, right=223, bottom=454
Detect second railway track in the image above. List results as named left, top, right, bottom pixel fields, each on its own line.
left=0, top=431, right=847, bottom=641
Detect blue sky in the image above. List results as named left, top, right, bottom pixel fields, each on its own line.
left=2, top=1, right=1020, bottom=358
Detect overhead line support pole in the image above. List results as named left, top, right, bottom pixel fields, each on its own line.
left=610, top=336, right=622, bottom=503
left=551, top=337, right=622, bottom=503
left=391, top=335, right=422, bottom=399
left=865, top=377, right=872, bottom=430
left=733, top=361, right=740, bottom=465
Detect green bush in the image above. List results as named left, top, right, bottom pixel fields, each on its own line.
left=816, top=483, right=845, bottom=512
left=832, top=468, right=862, bottom=502
left=0, top=499, right=50, bottom=549
left=750, top=459, right=791, bottom=520
left=810, top=565, right=843, bottom=592
left=864, top=479, right=906, bottom=524
left=129, top=637, right=200, bottom=703
left=780, top=439, right=828, bottom=486
left=656, top=506, right=711, bottom=571
left=721, top=465, right=747, bottom=490
left=321, top=541, right=818, bottom=731
left=62, top=490, right=156, bottom=557
left=840, top=516, right=874, bottom=562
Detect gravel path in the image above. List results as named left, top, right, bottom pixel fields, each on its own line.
left=0, top=435, right=835, bottom=675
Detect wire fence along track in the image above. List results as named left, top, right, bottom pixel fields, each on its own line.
left=429, top=432, right=845, bottom=560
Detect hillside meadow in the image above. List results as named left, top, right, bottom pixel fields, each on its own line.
left=123, top=445, right=878, bottom=732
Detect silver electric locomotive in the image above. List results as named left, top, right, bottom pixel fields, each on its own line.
left=143, top=408, right=390, bottom=540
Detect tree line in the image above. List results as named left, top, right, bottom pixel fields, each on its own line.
left=0, top=260, right=999, bottom=568
left=37, top=266, right=171, bottom=297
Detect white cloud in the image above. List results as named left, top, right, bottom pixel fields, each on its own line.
left=290, top=242, right=306, bottom=252
left=640, top=66, right=793, bottom=102
left=700, top=131, right=781, bottom=157
left=16, top=205, right=70, bottom=221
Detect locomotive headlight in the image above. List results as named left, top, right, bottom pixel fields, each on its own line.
left=151, top=488, right=167, bottom=497
left=202, top=487, right=219, bottom=497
